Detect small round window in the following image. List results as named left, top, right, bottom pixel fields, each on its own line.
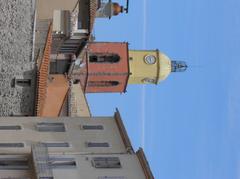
left=144, top=55, right=156, bottom=64
left=142, top=78, right=156, bottom=84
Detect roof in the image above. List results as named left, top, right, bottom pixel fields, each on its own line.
left=157, top=50, right=172, bottom=83
left=89, top=0, right=98, bottom=35
left=137, top=148, right=155, bottom=179
left=41, top=75, right=69, bottom=117
left=36, top=23, right=53, bottom=116
left=114, top=109, right=133, bottom=153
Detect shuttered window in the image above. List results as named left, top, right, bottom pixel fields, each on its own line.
left=49, top=158, right=77, bottom=169
left=87, top=142, right=109, bottom=148
left=0, top=143, right=24, bottom=148
left=0, top=157, right=29, bottom=170
left=82, top=125, right=104, bottom=130
left=0, top=125, right=21, bottom=130
left=92, top=157, right=121, bottom=168
left=43, top=142, right=70, bottom=148
left=36, top=123, right=66, bottom=132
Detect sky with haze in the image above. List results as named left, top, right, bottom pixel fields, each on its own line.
left=87, top=0, right=240, bottom=178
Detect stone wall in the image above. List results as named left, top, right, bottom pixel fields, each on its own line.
left=0, top=0, right=36, bottom=116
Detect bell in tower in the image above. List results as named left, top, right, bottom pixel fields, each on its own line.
left=171, top=61, right=188, bottom=72
left=96, top=0, right=129, bottom=19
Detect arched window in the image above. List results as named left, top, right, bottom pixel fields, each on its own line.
left=88, top=81, right=119, bottom=87
left=89, top=53, right=120, bottom=63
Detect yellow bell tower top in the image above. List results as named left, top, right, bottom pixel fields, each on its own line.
left=128, top=50, right=171, bottom=84
left=128, top=49, right=187, bottom=84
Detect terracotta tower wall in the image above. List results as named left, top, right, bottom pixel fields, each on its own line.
left=85, top=42, right=129, bottom=93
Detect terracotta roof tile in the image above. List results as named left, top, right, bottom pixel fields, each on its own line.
left=36, top=24, right=53, bottom=116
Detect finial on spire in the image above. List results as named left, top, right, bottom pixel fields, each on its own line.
left=171, top=61, right=188, bottom=72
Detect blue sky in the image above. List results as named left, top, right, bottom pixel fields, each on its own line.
left=87, top=0, right=240, bottom=178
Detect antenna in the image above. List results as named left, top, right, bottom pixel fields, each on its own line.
left=124, top=0, right=129, bottom=13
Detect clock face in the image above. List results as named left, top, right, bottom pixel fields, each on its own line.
left=144, top=55, right=156, bottom=64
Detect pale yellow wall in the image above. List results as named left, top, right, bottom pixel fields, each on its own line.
left=52, top=154, right=146, bottom=179
left=0, top=154, right=146, bottom=179
left=128, top=50, right=172, bottom=84
left=129, top=50, right=159, bottom=84
left=0, top=117, right=127, bottom=155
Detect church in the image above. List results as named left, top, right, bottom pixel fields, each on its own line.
left=71, top=42, right=187, bottom=93
left=0, top=0, right=188, bottom=178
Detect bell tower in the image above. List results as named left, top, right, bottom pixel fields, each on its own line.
left=84, top=42, right=129, bottom=93
left=128, top=50, right=187, bottom=84
left=78, top=43, right=187, bottom=94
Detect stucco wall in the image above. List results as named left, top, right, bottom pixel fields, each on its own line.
left=0, top=154, right=146, bottom=179
left=52, top=154, right=146, bottom=179
left=0, top=117, right=127, bottom=154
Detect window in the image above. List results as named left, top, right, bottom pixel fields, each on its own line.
left=87, top=142, right=109, bottom=148
left=82, top=125, right=104, bottom=130
left=0, top=157, right=29, bottom=170
left=0, top=125, right=21, bottom=130
left=13, top=79, right=32, bottom=87
left=88, top=81, right=119, bottom=87
left=92, top=157, right=121, bottom=168
left=43, top=142, right=70, bottom=148
left=36, top=122, right=66, bottom=132
left=0, top=143, right=24, bottom=148
left=49, top=158, right=77, bottom=169
left=89, top=54, right=120, bottom=63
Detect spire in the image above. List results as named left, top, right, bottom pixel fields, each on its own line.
left=171, top=61, right=188, bottom=72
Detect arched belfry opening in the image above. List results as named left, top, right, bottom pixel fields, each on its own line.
left=89, top=53, right=120, bottom=63
left=88, top=81, right=120, bottom=87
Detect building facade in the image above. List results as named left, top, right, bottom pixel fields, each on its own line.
left=0, top=111, right=154, bottom=179
left=0, top=149, right=150, bottom=179
left=0, top=115, right=129, bottom=154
